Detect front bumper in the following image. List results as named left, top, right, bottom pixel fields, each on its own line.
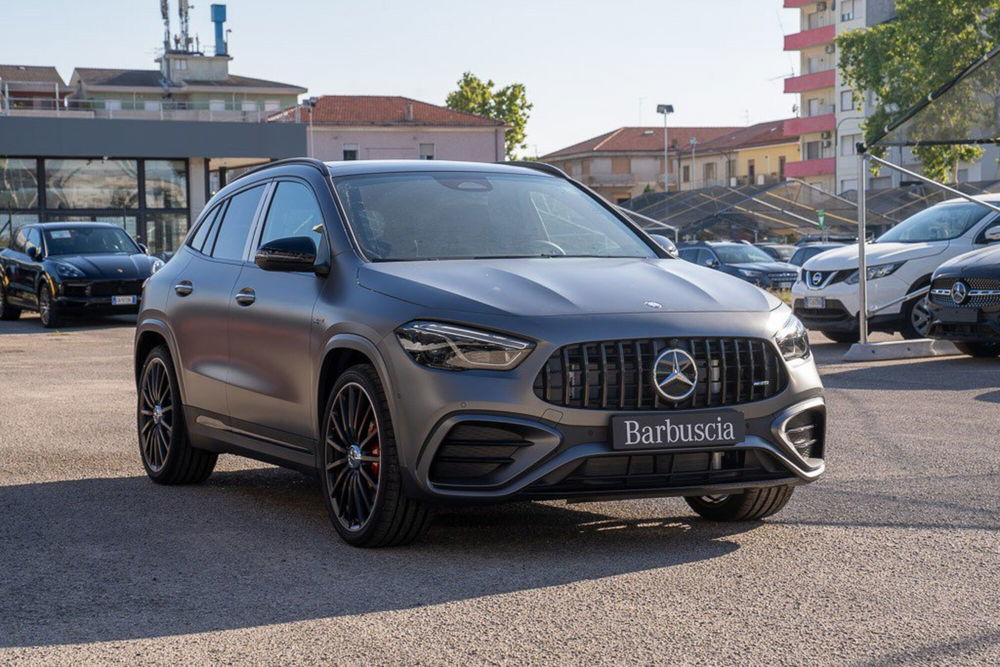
left=926, top=300, right=1000, bottom=342
left=378, top=323, right=826, bottom=503
left=56, top=280, right=142, bottom=314
left=792, top=275, right=909, bottom=332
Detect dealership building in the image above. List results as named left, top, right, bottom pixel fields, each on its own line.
left=0, top=4, right=306, bottom=258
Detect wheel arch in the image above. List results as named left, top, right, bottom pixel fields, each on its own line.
left=316, top=335, right=397, bottom=443
left=134, top=319, right=185, bottom=400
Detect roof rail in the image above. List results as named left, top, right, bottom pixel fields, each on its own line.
left=231, top=157, right=330, bottom=183
left=501, top=160, right=569, bottom=179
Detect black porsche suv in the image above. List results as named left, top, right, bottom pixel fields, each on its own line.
left=927, top=244, right=1000, bottom=357
left=0, top=222, right=163, bottom=328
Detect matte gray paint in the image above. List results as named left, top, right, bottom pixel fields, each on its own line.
left=0, top=117, right=306, bottom=158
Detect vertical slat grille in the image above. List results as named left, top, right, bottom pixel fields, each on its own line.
left=533, top=337, right=786, bottom=411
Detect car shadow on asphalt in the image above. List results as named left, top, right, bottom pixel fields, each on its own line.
left=0, top=314, right=136, bottom=335
left=0, top=467, right=755, bottom=648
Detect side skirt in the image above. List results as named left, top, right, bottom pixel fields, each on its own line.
left=184, top=406, right=317, bottom=474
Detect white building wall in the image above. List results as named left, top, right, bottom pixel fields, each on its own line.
left=309, top=126, right=504, bottom=163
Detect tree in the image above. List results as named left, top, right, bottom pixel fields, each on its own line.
left=838, top=0, right=1000, bottom=183
left=446, top=72, right=533, bottom=159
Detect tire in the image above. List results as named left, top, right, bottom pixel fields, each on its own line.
left=137, top=345, right=217, bottom=484
left=37, top=284, right=63, bottom=329
left=685, top=485, right=795, bottom=521
left=822, top=330, right=859, bottom=344
left=900, top=294, right=932, bottom=340
left=955, top=341, right=1000, bottom=358
left=319, top=364, right=432, bottom=547
left=0, top=283, right=21, bottom=321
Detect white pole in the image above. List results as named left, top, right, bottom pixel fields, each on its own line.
left=858, top=151, right=868, bottom=344
left=663, top=114, right=669, bottom=191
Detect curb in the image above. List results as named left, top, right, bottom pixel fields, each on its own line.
left=843, top=339, right=961, bottom=362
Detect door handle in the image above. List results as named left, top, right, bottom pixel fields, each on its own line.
left=174, top=281, right=193, bottom=296
left=235, top=287, right=256, bottom=306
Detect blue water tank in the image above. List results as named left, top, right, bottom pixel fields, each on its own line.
left=211, top=4, right=227, bottom=56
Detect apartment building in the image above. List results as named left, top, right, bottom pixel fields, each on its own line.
left=782, top=0, right=896, bottom=194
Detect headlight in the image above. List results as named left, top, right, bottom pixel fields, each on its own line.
left=395, top=321, right=534, bottom=371
left=51, top=261, right=85, bottom=278
left=845, top=262, right=904, bottom=284
left=774, top=314, right=810, bottom=361
left=738, top=269, right=764, bottom=278
left=150, top=259, right=165, bottom=274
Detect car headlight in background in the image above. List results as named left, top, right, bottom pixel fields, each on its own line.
left=845, top=262, right=905, bottom=284
left=774, top=314, right=810, bottom=361
left=738, top=269, right=764, bottom=279
left=395, top=321, right=534, bottom=371
left=51, top=261, right=85, bottom=278
left=150, top=258, right=165, bottom=274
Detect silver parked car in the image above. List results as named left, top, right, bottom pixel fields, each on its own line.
left=134, top=159, right=826, bottom=547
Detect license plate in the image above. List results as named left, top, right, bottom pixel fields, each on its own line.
left=610, top=410, right=746, bottom=450
left=776, top=281, right=793, bottom=290
left=112, top=295, right=137, bottom=306
left=805, top=296, right=826, bottom=309
left=935, top=306, right=978, bottom=323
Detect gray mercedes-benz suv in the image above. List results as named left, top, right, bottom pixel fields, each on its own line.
left=134, top=159, right=825, bottom=547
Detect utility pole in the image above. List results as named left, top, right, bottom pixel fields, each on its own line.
left=690, top=137, right=699, bottom=189
left=656, top=104, right=674, bottom=191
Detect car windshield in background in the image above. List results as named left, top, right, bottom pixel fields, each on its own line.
left=43, top=227, right=139, bottom=256
left=714, top=245, right=774, bottom=264
left=877, top=202, right=991, bottom=243
left=332, top=172, right=657, bottom=261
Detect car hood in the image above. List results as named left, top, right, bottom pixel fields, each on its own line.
left=48, top=254, right=154, bottom=279
left=729, top=261, right=799, bottom=273
left=935, top=244, right=1000, bottom=277
left=358, top=257, right=781, bottom=317
left=802, top=242, right=946, bottom=270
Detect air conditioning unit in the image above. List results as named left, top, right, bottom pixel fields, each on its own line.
left=821, top=131, right=832, bottom=139
left=825, top=44, right=836, bottom=54
left=822, top=140, right=833, bottom=148
left=816, top=1, right=827, bottom=11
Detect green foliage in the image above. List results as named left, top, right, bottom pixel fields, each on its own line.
left=446, top=72, right=533, bottom=159
left=838, top=0, right=1000, bottom=182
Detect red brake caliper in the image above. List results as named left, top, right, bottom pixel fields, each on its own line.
left=368, top=421, right=380, bottom=477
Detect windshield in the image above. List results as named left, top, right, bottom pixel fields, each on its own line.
left=332, top=172, right=657, bottom=261
left=714, top=245, right=774, bottom=264
left=43, top=227, right=139, bottom=256
left=762, top=245, right=794, bottom=261
left=877, top=202, right=991, bottom=243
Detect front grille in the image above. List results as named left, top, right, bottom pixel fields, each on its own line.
left=793, top=299, right=853, bottom=323
left=533, top=338, right=786, bottom=411
left=930, top=277, right=1000, bottom=308
left=803, top=269, right=854, bottom=289
left=525, top=450, right=787, bottom=496
left=768, top=271, right=798, bottom=283
left=88, top=280, right=144, bottom=297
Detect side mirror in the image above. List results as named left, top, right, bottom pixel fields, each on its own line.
left=704, top=258, right=718, bottom=268
left=649, top=234, right=679, bottom=258
left=137, top=243, right=150, bottom=255
left=255, top=236, right=318, bottom=272
left=985, top=225, right=1000, bottom=242
left=27, top=246, right=42, bottom=261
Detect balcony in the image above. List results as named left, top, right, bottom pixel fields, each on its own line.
left=784, top=25, right=836, bottom=51
left=785, top=158, right=836, bottom=178
left=784, top=113, right=836, bottom=136
left=784, top=69, right=836, bottom=94
left=586, top=173, right=636, bottom=187
left=0, top=97, right=292, bottom=123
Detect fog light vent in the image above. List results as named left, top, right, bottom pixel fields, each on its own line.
left=784, top=409, right=825, bottom=460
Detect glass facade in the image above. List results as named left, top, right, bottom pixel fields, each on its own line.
left=1, top=158, right=188, bottom=258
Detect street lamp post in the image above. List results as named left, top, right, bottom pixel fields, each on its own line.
left=689, top=137, right=699, bottom=189
left=656, top=104, right=674, bottom=191
left=304, top=96, right=319, bottom=157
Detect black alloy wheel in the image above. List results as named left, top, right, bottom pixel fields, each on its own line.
left=38, top=284, right=62, bottom=328
left=320, top=364, right=432, bottom=547
left=137, top=345, right=217, bottom=484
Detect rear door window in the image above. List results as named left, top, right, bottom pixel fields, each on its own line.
left=211, top=185, right=265, bottom=261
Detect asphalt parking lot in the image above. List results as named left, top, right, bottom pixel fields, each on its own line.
left=1, top=314, right=998, bottom=665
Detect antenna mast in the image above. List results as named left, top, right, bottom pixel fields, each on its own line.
left=160, top=0, right=171, bottom=53
left=178, top=0, right=192, bottom=52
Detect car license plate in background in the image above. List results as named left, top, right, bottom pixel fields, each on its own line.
left=776, top=281, right=793, bottom=290
left=112, top=296, right=137, bottom=306
left=611, top=410, right=746, bottom=450
left=805, top=296, right=826, bottom=309
left=936, top=306, right=978, bottom=323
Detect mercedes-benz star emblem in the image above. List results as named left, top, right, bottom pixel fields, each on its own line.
left=644, top=300, right=662, bottom=310
left=951, top=281, right=969, bottom=305
left=652, top=348, right=698, bottom=401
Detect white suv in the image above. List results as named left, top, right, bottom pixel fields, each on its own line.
left=792, top=195, right=1000, bottom=342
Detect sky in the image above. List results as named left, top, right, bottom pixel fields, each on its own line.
left=1, top=0, right=800, bottom=156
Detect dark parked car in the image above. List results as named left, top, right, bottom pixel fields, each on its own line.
left=0, top=222, right=163, bottom=327
left=756, top=243, right=796, bottom=262
left=788, top=243, right=844, bottom=267
left=678, top=241, right=800, bottom=290
left=134, top=159, right=826, bottom=547
left=927, top=244, right=1000, bottom=357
